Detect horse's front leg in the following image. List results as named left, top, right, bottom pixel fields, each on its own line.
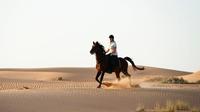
left=97, top=72, right=105, bottom=88
left=95, top=71, right=102, bottom=84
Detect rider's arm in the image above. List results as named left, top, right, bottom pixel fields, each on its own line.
left=106, top=49, right=110, bottom=53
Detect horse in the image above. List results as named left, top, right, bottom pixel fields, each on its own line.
left=90, top=41, right=144, bottom=88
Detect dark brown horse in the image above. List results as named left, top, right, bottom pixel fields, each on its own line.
left=90, top=41, right=144, bottom=88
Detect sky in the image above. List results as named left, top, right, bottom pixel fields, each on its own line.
left=0, top=0, right=200, bottom=72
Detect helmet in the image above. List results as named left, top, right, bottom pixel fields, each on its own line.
left=109, top=35, right=114, bottom=39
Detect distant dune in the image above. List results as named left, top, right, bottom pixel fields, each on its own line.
left=0, top=71, right=67, bottom=81
left=179, top=71, right=200, bottom=83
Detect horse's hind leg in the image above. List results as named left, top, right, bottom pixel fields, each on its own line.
left=115, top=71, right=121, bottom=81
left=122, top=71, right=132, bottom=85
left=122, top=64, right=131, bottom=78
left=123, top=71, right=131, bottom=78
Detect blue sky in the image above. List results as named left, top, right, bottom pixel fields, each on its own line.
left=0, top=0, right=200, bottom=72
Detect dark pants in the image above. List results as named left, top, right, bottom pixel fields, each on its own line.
left=107, top=54, right=119, bottom=72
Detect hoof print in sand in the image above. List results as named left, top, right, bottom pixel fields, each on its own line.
left=23, top=86, right=30, bottom=89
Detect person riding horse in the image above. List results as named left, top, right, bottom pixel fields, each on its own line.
left=106, top=35, right=119, bottom=73
left=90, top=40, right=144, bottom=88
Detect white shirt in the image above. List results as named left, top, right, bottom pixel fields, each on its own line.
left=108, top=41, right=118, bottom=56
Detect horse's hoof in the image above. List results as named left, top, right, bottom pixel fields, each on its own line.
left=116, top=78, right=120, bottom=82
left=97, top=86, right=101, bottom=88
left=103, top=82, right=112, bottom=87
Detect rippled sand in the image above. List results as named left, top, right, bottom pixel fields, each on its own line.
left=0, top=67, right=199, bottom=112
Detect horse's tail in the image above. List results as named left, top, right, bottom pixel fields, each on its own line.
left=124, top=57, right=144, bottom=70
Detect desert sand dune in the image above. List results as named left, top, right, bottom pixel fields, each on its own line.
left=0, top=68, right=96, bottom=81
left=0, top=66, right=199, bottom=112
left=0, top=66, right=191, bottom=90
left=0, top=71, right=68, bottom=81
left=179, top=71, right=200, bottom=83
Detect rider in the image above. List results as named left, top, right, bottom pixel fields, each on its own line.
left=106, top=35, right=119, bottom=72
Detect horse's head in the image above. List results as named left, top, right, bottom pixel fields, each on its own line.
left=90, top=41, right=105, bottom=55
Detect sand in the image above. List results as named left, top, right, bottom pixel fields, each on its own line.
left=179, top=71, right=200, bottom=83
left=0, top=66, right=199, bottom=112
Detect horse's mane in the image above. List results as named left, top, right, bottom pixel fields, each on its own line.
left=96, top=42, right=106, bottom=54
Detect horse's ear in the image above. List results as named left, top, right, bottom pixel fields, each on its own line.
left=93, top=41, right=95, bottom=45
